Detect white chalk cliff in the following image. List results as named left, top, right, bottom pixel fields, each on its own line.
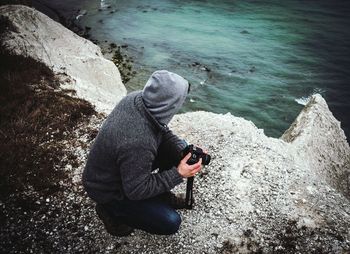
left=0, top=5, right=126, bottom=114
left=167, top=97, right=350, bottom=253
left=282, top=95, right=350, bottom=198
left=1, top=4, right=349, bottom=253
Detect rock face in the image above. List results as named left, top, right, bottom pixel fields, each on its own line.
left=282, top=94, right=350, bottom=199
left=152, top=96, right=349, bottom=253
left=0, top=5, right=126, bottom=114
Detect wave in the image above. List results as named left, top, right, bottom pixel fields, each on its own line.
left=295, top=88, right=326, bottom=106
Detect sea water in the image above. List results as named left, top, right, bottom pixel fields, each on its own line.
left=68, top=0, right=350, bottom=137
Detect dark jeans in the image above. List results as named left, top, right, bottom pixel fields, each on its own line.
left=101, top=195, right=181, bottom=235
left=100, top=140, right=186, bottom=235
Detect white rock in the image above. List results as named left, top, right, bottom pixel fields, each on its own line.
left=165, top=94, right=350, bottom=253
left=282, top=94, right=350, bottom=197
left=0, top=5, right=126, bottom=114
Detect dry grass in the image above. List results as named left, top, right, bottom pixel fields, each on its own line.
left=0, top=51, right=95, bottom=201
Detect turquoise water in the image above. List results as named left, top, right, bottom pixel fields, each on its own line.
left=66, top=0, right=349, bottom=137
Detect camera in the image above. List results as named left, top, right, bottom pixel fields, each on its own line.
left=184, top=144, right=211, bottom=165
left=183, top=144, right=211, bottom=209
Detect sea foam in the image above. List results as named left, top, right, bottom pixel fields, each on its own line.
left=295, top=88, right=325, bottom=106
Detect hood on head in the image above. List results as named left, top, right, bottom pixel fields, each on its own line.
left=142, top=70, right=189, bottom=125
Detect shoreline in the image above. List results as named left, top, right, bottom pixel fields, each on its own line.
left=10, top=1, right=350, bottom=140
left=31, top=0, right=136, bottom=85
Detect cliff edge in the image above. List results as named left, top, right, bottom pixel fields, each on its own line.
left=0, top=4, right=126, bottom=114
left=0, top=4, right=349, bottom=254
left=282, top=94, right=350, bottom=198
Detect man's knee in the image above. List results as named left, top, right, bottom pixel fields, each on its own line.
left=163, top=211, right=181, bottom=235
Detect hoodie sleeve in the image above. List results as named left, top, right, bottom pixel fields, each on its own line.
left=160, top=127, right=187, bottom=163
left=118, top=143, right=183, bottom=201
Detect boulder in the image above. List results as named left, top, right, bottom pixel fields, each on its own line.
left=282, top=94, right=350, bottom=198
left=0, top=5, right=126, bottom=114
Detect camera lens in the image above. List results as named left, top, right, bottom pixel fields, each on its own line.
left=202, top=154, right=211, bottom=165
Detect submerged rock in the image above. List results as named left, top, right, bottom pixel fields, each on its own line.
left=240, top=30, right=250, bottom=34
left=0, top=5, right=126, bottom=114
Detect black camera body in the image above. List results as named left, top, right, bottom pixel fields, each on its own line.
left=184, top=145, right=211, bottom=165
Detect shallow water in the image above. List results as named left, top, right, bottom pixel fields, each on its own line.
left=46, top=0, right=350, bottom=138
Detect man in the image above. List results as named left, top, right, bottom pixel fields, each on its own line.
left=82, top=70, right=203, bottom=236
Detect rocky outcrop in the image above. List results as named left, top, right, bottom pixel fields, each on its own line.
left=161, top=98, right=350, bottom=253
left=282, top=94, right=350, bottom=199
left=0, top=5, right=126, bottom=114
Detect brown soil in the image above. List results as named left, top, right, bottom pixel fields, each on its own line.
left=0, top=50, right=95, bottom=202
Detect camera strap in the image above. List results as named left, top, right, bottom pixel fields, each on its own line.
left=185, top=176, right=194, bottom=209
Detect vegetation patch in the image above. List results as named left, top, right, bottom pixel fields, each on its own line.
left=110, top=44, right=135, bottom=83
left=219, top=219, right=348, bottom=254
left=0, top=51, right=95, bottom=201
left=220, top=229, right=263, bottom=254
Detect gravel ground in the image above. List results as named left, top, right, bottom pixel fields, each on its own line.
left=3, top=104, right=349, bottom=253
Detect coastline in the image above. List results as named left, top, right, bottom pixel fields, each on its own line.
left=29, top=1, right=350, bottom=140
left=30, top=0, right=136, bottom=85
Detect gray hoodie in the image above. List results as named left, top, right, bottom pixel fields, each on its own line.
left=142, top=70, right=189, bottom=125
left=82, top=70, right=189, bottom=203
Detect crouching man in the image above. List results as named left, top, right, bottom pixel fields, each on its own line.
left=82, top=70, right=202, bottom=236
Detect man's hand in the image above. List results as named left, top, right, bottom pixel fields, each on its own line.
left=177, top=153, right=202, bottom=178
